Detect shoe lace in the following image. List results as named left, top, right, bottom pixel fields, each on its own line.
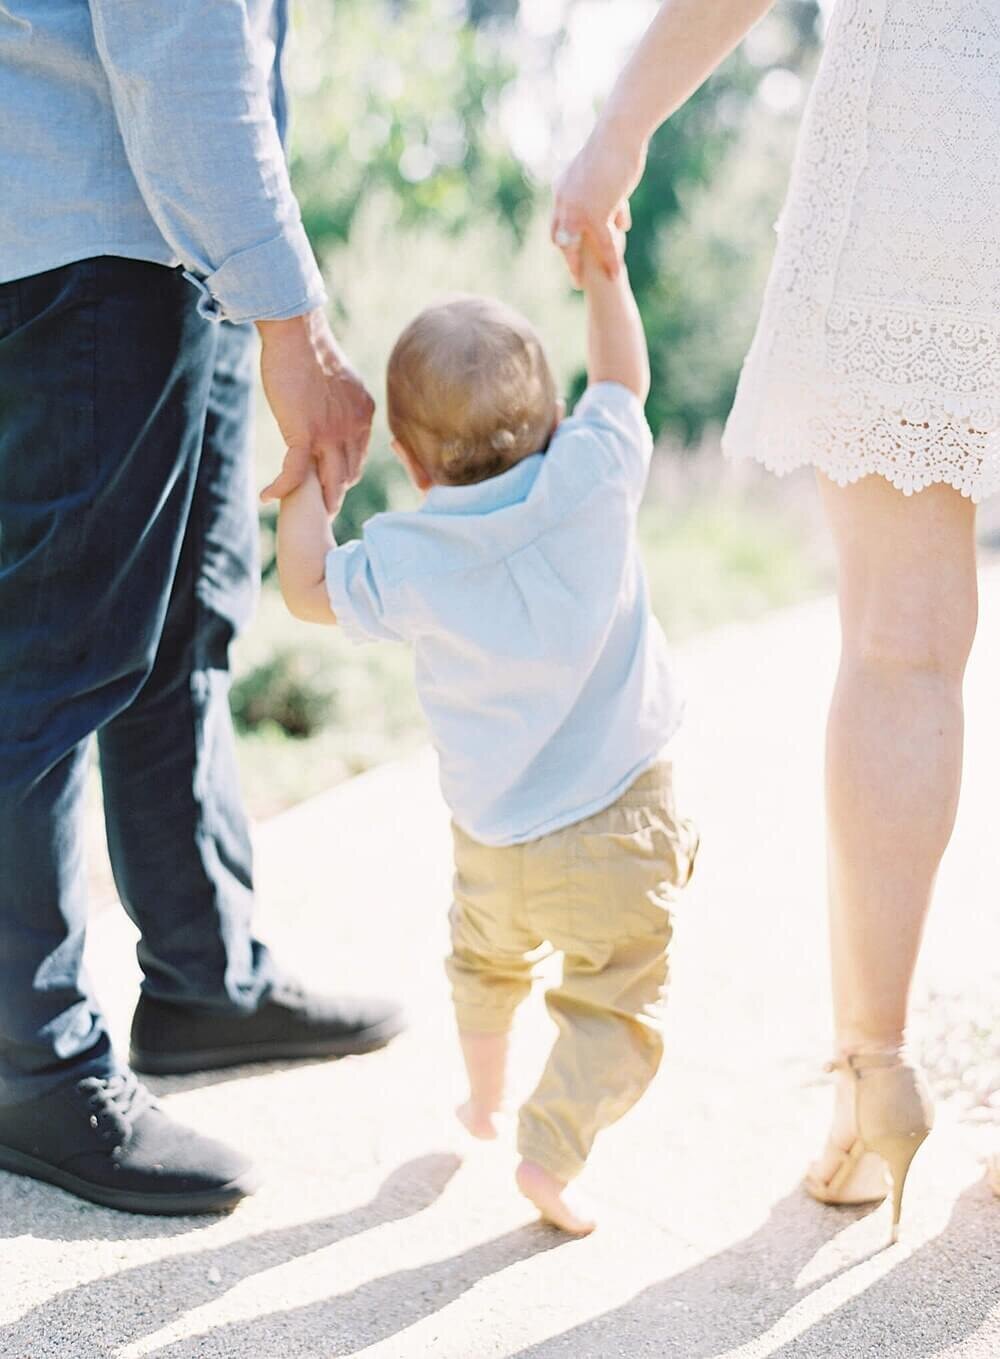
left=77, top=1073, right=156, bottom=1154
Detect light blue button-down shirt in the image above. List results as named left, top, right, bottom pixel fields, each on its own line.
left=325, top=383, right=683, bottom=846
left=0, top=1, right=325, bottom=324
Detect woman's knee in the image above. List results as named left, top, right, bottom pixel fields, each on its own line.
left=844, top=595, right=976, bottom=682
left=822, top=477, right=978, bottom=680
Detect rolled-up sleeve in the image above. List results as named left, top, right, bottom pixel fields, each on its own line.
left=325, top=540, right=405, bottom=645
left=572, top=382, right=655, bottom=498
left=88, top=1, right=327, bottom=324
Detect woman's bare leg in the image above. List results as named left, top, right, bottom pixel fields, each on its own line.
left=816, top=474, right=977, bottom=1171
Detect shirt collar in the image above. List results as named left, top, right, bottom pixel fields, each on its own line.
left=421, top=453, right=543, bottom=516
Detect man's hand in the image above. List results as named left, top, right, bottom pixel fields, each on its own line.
left=258, top=309, right=375, bottom=512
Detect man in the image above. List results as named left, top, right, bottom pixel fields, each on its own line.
left=0, top=1, right=402, bottom=1215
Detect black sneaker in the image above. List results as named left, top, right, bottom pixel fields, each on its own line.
left=130, top=981, right=405, bottom=1076
left=0, top=1073, right=257, bottom=1215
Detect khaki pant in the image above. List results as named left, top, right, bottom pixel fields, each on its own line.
left=447, top=760, right=698, bottom=1182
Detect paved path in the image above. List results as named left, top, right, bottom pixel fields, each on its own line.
left=5, top=571, right=1000, bottom=1358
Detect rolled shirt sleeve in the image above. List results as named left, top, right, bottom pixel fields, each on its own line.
left=570, top=382, right=655, bottom=500
left=325, top=540, right=405, bottom=645
left=88, top=0, right=327, bottom=325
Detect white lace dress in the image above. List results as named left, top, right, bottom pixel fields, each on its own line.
left=723, top=0, right=1000, bottom=499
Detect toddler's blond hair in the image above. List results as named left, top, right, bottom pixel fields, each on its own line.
left=387, top=296, right=559, bottom=487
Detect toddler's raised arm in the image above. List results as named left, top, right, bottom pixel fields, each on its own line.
left=581, top=234, right=650, bottom=402
left=276, top=470, right=338, bottom=625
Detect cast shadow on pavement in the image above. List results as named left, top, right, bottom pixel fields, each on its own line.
left=0, top=1176, right=210, bottom=1245
left=511, top=1179, right=999, bottom=1359
left=142, top=1221, right=566, bottom=1358
left=0, top=1152, right=469, bottom=1355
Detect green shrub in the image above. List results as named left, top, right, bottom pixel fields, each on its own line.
left=230, top=649, right=338, bottom=739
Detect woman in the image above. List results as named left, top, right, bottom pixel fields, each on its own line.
left=553, top=0, right=1000, bottom=1239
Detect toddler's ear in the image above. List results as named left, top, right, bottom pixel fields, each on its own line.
left=551, top=398, right=567, bottom=434
left=392, top=436, right=434, bottom=492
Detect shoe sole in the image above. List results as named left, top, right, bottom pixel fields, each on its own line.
left=0, top=1144, right=258, bottom=1216
left=129, top=1024, right=402, bottom=1076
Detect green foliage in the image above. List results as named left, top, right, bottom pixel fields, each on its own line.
left=289, top=0, right=821, bottom=446
left=641, top=488, right=827, bottom=640
left=289, top=0, right=534, bottom=258
left=622, top=2, right=821, bottom=440
left=230, top=648, right=337, bottom=738
left=231, top=589, right=425, bottom=816
left=639, top=101, right=807, bottom=443
left=466, top=0, right=519, bottom=24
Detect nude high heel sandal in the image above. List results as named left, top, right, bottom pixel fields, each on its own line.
left=805, top=1052, right=934, bottom=1244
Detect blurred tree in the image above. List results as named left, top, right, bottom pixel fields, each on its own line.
left=286, top=0, right=822, bottom=453
left=289, top=0, right=533, bottom=258
left=467, top=0, right=519, bottom=22
left=624, top=0, right=822, bottom=439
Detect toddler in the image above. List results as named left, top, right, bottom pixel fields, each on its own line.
left=275, top=240, right=698, bottom=1235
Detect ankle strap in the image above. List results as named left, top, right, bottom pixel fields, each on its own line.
left=826, top=1049, right=907, bottom=1075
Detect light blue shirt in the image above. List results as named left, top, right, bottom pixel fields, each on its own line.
left=326, top=383, right=683, bottom=846
left=0, top=1, right=325, bottom=324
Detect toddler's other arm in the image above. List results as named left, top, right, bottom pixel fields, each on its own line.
left=581, top=235, right=650, bottom=403
left=276, top=469, right=338, bottom=624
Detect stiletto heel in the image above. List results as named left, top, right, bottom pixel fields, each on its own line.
left=866, top=1131, right=927, bottom=1244
left=804, top=1051, right=933, bottom=1245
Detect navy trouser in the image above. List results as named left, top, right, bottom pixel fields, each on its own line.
left=0, top=257, right=275, bottom=1102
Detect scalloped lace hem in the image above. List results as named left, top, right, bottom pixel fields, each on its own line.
left=723, top=379, right=1000, bottom=502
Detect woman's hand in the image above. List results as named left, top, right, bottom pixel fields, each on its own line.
left=551, top=122, right=648, bottom=285
left=552, top=0, right=776, bottom=286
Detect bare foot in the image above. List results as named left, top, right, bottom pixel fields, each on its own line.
left=516, top=1160, right=596, bottom=1236
left=456, top=1031, right=508, bottom=1142
left=456, top=1100, right=501, bottom=1140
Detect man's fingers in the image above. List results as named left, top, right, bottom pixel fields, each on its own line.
left=259, top=444, right=312, bottom=503
left=320, top=476, right=345, bottom=515
left=316, top=443, right=351, bottom=513
left=344, top=445, right=367, bottom=487
left=333, top=378, right=375, bottom=485
left=333, top=421, right=366, bottom=488
left=344, top=412, right=373, bottom=483
left=260, top=467, right=303, bottom=504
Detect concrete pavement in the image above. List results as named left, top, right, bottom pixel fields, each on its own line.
left=4, top=569, right=1000, bottom=1358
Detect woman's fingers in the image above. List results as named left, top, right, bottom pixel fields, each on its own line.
left=552, top=206, right=592, bottom=286
left=563, top=236, right=585, bottom=287
left=553, top=192, right=631, bottom=284
left=587, top=219, right=622, bottom=280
